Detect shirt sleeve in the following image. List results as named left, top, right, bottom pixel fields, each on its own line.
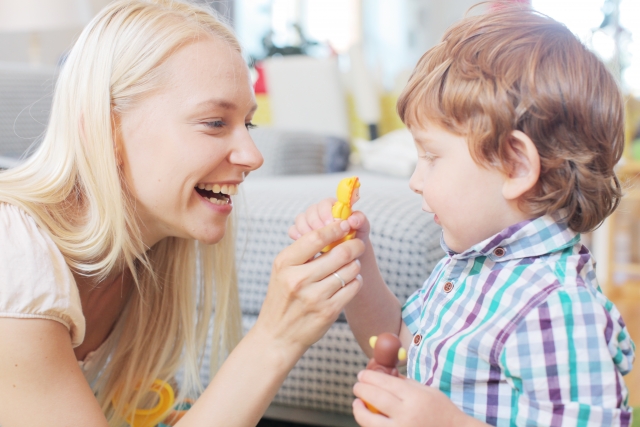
left=499, top=288, right=634, bottom=427
left=0, top=203, right=85, bottom=347
left=402, top=288, right=424, bottom=335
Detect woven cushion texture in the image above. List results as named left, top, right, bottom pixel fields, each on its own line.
left=210, top=172, right=443, bottom=414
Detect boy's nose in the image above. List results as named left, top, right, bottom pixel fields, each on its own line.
left=409, top=168, right=423, bottom=194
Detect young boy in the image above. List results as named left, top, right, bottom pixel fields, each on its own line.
left=290, top=6, right=635, bottom=427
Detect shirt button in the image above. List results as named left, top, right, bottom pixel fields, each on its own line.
left=493, top=247, right=506, bottom=257
left=443, top=281, right=454, bottom=293
left=413, top=334, right=422, bottom=345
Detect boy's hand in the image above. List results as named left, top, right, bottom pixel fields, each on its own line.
left=288, top=198, right=371, bottom=245
left=352, top=370, right=487, bottom=427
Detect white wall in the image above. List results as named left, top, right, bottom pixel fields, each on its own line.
left=0, top=0, right=112, bottom=66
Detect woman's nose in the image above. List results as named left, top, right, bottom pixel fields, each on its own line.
left=230, top=131, right=264, bottom=172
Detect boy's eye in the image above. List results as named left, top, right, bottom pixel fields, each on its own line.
left=245, top=122, right=257, bottom=130
left=420, top=153, right=437, bottom=163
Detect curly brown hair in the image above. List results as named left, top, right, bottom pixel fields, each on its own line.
left=397, top=5, right=624, bottom=233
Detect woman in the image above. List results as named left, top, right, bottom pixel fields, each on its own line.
left=0, top=1, right=363, bottom=426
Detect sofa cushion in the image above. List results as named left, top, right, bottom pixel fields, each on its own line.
left=236, top=172, right=443, bottom=317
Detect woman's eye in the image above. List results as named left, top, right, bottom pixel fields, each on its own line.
left=245, top=122, right=257, bottom=130
left=204, top=120, right=225, bottom=128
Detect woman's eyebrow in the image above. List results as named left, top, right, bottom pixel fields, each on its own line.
left=195, top=99, right=258, bottom=114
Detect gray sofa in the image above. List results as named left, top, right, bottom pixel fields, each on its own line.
left=230, top=173, right=442, bottom=426
left=0, top=62, right=444, bottom=426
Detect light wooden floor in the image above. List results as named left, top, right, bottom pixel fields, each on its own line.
left=608, top=285, right=640, bottom=407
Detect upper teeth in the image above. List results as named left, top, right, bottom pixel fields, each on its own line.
left=197, top=183, right=239, bottom=195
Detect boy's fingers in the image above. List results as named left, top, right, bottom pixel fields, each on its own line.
left=352, top=398, right=393, bottom=427
left=287, top=225, right=302, bottom=240
left=319, top=198, right=336, bottom=225
left=356, top=370, right=413, bottom=399
left=306, top=204, right=326, bottom=230
left=294, top=213, right=313, bottom=236
left=352, top=381, right=402, bottom=420
left=279, top=221, right=352, bottom=267
left=347, top=211, right=369, bottom=231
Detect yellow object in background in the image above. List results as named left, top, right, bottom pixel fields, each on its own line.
left=253, top=94, right=272, bottom=126
left=348, top=92, right=406, bottom=144
left=379, top=93, right=405, bottom=136
left=625, top=96, right=640, bottom=162
left=250, top=92, right=405, bottom=146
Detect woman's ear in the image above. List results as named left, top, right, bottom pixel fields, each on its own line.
left=502, top=130, right=540, bottom=201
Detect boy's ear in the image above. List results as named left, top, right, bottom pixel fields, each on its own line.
left=502, top=130, right=540, bottom=201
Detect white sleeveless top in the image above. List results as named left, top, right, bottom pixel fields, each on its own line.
left=0, top=203, right=105, bottom=377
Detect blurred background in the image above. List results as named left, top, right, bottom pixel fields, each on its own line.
left=0, top=0, right=638, bottom=140
left=1, top=0, right=640, bottom=418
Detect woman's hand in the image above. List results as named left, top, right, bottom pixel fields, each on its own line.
left=288, top=198, right=371, bottom=246
left=255, top=219, right=366, bottom=356
left=352, top=370, right=488, bottom=427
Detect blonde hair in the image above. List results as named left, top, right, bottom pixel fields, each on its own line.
left=398, top=6, right=624, bottom=232
left=0, top=0, right=243, bottom=424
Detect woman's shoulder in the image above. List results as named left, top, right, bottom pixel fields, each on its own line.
left=0, top=202, right=85, bottom=347
left=0, top=202, right=61, bottom=258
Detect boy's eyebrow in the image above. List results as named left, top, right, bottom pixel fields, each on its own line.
left=414, top=136, right=436, bottom=147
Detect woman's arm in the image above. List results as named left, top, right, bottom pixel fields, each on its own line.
left=290, top=199, right=412, bottom=356
left=0, top=318, right=110, bottom=426
left=0, top=221, right=363, bottom=427
left=178, top=219, right=365, bottom=427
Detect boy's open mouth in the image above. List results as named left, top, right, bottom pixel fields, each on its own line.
left=195, top=183, right=237, bottom=206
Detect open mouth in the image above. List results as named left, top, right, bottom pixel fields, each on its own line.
left=195, top=183, right=238, bottom=206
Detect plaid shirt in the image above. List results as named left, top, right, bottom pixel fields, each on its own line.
left=402, top=213, right=635, bottom=427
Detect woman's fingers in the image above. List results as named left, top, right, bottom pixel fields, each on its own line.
left=277, top=220, right=352, bottom=267
left=314, top=259, right=362, bottom=298
left=302, top=238, right=365, bottom=283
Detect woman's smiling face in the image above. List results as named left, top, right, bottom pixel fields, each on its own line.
left=117, top=35, right=263, bottom=247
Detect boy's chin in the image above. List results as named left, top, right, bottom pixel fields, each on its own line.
left=442, top=232, right=471, bottom=254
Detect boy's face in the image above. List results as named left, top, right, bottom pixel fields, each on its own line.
left=408, top=122, right=513, bottom=253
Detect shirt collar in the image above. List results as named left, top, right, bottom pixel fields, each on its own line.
left=440, top=211, right=580, bottom=262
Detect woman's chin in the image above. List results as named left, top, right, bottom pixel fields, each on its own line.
left=195, top=230, right=226, bottom=245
